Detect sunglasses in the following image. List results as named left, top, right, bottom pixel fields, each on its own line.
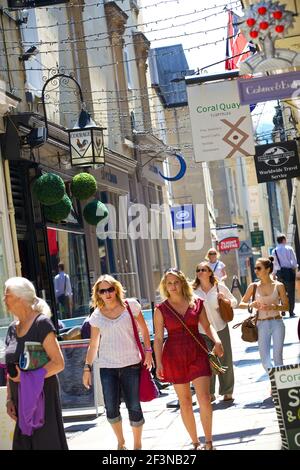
left=254, top=266, right=262, bottom=271
left=196, top=268, right=209, bottom=273
left=164, top=268, right=181, bottom=274
left=208, top=252, right=217, bottom=256
left=98, top=286, right=115, bottom=295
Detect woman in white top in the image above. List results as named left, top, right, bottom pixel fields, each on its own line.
left=205, top=248, right=227, bottom=284
left=193, top=262, right=237, bottom=402
left=82, top=275, right=152, bottom=450
left=239, top=257, right=289, bottom=374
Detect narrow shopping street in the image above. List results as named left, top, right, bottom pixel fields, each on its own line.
left=65, top=307, right=300, bottom=451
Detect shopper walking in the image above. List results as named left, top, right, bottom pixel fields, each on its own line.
left=4, top=277, right=68, bottom=450
left=54, top=262, right=73, bottom=319
left=193, top=262, right=237, bottom=402
left=272, top=234, right=298, bottom=317
left=154, top=268, right=224, bottom=450
left=206, top=248, right=227, bottom=284
left=82, top=275, right=152, bottom=450
left=239, top=258, right=289, bottom=374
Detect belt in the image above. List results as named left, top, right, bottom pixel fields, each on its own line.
left=258, top=315, right=282, bottom=321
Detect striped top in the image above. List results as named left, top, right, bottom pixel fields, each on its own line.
left=89, top=298, right=141, bottom=368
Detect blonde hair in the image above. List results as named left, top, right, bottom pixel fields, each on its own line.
left=4, top=277, right=51, bottom=317
left=192, top=262, right=218, bottom=290
left=91, top=274, right=126, bottom=309
left=205, top=248, right=220, bottom=261
left=159, top=269, right=194, bottom=305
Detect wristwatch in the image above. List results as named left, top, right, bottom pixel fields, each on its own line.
left=84, top=363, right=92, bottom=372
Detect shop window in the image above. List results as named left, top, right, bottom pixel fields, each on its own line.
left=47, top=228, right=90, bottom=319
left=0, top=217, right=9, bottom=327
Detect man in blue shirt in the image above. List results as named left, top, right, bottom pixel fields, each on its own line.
left=272, top=234, right=298, bottom=317
left=54, top=262, right=73, bottom=318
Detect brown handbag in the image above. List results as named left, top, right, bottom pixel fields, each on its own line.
left=217, top=284, right=234, bottom=323
left=232, top=284, right=258, bottom=342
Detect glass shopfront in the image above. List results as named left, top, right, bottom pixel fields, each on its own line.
left=47, top=228, right=90, bottom=319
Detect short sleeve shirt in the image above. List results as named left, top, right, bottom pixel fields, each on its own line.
left=89, top=298, right=142, bottom=368
left=208, top=261, right=226, bottom=282
left=5, top=314, right=56, bottom=366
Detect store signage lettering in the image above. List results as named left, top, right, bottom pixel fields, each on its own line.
left=187, top=80, right=254, bottom=162
left=238, top=71, right=300, bottom=105
left=219, top=237, right=240, bottom=252
left=254, top=141, right=300, bottom=183
left=269, top=364, right=300, bottom=450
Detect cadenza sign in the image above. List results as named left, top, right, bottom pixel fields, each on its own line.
left=8, top=0, right=69, bottom=8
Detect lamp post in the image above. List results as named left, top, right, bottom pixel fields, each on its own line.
left=41, top=72, right=105, bottom=168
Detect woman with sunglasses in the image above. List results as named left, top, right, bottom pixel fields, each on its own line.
left=193, top=262, right=237, bottom=403
left=154, top=268, right=224, bottom=450
left=205, top=248, right=227, bottom=284
left=239, top=257, right=289, bottom=375
left=82, top=275, right=152, bottom=450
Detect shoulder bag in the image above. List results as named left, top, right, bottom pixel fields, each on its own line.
left=232, top=284, right=258, bottom=342
left=126, top=301, right=159, bottom=402
left=164, top=300, right=227, bottom=375
left=216, top=284, right=234, bottom=323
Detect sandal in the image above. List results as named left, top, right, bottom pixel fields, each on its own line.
left=191, top=441, right=201, bottom=450
left=201, top=441, right=215, bottom=450
left=117, top=444, right=127, bottom=450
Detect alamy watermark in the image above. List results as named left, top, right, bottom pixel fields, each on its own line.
left=96, top=195, right=205, bottom=251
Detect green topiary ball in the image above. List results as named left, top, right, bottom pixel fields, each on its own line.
left=83, top=199, right=109, bottom=226
left=43, top=194, right=72, bottom=223
left=32, top=173, right=65, bottom=206
left=71, top=172, right=97, bottom=200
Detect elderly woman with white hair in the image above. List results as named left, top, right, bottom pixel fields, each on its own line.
left=4, top=277, right=68, bottom=450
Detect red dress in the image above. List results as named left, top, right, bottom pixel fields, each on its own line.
left=158, top=298, right=211, bottom=384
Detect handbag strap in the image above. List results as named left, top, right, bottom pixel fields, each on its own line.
left=213, top=261, right=219, bottom=273
left=274, top=249, right=282, bottom=268
left=164, top=300, right=209, bottom=355
left=125, top=300, right=145, bottom=362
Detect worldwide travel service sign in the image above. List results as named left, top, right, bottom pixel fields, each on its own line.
left=187, top=80, right=255, bottom=162
left=254, top=141, right=300, bottom=183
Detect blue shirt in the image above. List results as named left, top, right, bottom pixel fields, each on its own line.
left=54, top=272, right=73, bottom=298
left=272, top=244, right=298, bottom=274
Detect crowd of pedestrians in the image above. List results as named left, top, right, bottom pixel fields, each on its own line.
left=2, top=235, right=298, bottom=450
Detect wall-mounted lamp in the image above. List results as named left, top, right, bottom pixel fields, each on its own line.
left=19, top=45, right=39, bottom=61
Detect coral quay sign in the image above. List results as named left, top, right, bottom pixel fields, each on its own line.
left=238, top=71, right=300, bottom=105
left=254, top=141, right=300, bottom=183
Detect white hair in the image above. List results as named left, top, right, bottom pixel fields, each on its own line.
left=4, top=277, right=51, bottom=318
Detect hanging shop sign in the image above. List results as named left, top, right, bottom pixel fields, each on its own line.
left=250, top=230, right=265, bottom=247
left=171, top=205, right=195, bottom=230
left=254, top=141, right=300, bottom=183
left=8, top=1, right=69, bottom=8
left=216, top=226, right=240, bottom=252
left=269, top=364, right=300, bottom=450
left=238, top=1, right=300, bottom=74
left=187, top=80, right=254, bottom=162
left=238, top=71, right=300, bottom=105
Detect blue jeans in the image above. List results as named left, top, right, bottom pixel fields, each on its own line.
left=100, top=364, right=144, bottom=427
left=257, top=319, right=285, bottom=372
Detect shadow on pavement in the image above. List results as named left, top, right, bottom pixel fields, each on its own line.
left=65, top=423, right=98, bottom=433
left=243, top=397, right=274, bottom=409
left=198, top=427, right=265, bottom=444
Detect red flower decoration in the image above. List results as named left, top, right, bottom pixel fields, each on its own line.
left=259, top=21, right=269, bottom=30
left=247, top=18, right=256, bottom=27
left=250, top=30, right=259, bottom=38
left=257, top=6, right=267, bottom=15
left=275, top=25, right=285, bottom=33
left=273, top=10, right=283, bottom=20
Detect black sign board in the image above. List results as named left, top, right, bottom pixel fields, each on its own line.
left=254, top=141, right=300, bottom=183
left=58, top=340, right=96, bottom=410
left=269, top=364, right=300, bottom=450
left=8, top=0, right=69, bottom=9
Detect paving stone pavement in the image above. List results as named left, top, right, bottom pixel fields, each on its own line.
left=65, top=306, right=300, bottom=451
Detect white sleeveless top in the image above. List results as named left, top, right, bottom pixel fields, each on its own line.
left=89, top=298, right=141, bottom=368
left=255, top=283, right=281, bottom=320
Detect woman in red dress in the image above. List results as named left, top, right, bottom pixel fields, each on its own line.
left=154, top=269, right=224, bottom=450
